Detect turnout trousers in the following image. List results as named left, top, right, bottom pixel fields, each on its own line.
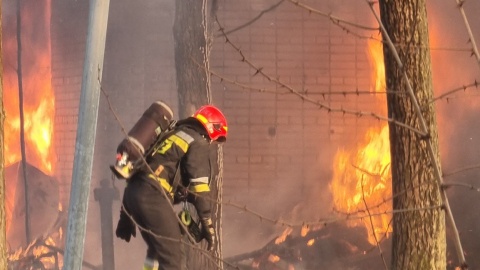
left=123, top=176, right=182, bottom=270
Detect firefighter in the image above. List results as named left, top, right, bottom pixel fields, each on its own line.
left=115, top=104, right=228, bottom=270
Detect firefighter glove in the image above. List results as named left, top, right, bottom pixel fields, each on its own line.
left=200, top=217, right=215, bottom=251
left=115, top=209, right=136, bottom=242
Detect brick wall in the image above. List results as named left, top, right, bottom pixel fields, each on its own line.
left=52, top=0, right=380, bottom=211
left=211, top=0, right=379, bottom=203
left=51, top=0, right=88, bottom=205
left=50, top=0, right=381, bottom=265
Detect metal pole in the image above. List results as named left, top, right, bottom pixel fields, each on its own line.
left=63, top=0, right=110, bottom=269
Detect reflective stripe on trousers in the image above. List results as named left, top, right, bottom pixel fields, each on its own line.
left=143, top=257, right=159, bottom=270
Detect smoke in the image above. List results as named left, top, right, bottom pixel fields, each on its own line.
left=428, top=0, right=480, bottom=159
left=427, top=1, right=480, bottom=268
left=8, top=0, right=475, bottom=268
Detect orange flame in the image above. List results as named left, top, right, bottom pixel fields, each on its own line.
left=275, top=227, right=293, bottom=244
left=369, top=39, right=386, bottom=93
left=3, top=0, right=55, bottom=175
left=268, top=254, right=280, bottom=263
left=329, top=38, right=392, bottom=245
left=330, top=126, right=392, bottom=244
left=300, top=225, right=309, bottom=237
left=3, top=0, right=57, bottom=257
left=8, top=227, right=63, bottom=268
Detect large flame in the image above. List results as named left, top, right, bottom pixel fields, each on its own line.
left=329, top=38, right=392, bottom=245
left=370, top=38, right=386, bottom=94
left=3, top=0, right=55, bottom=174
left=330, top=126, right=392, bottom=244
left=3, top=0, right=56, bottom=259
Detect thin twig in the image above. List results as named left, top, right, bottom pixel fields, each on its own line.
left=443, top=163, right=480, bottom=178
left=442, top=182, right=480, bottom=192
left=455, top=0, right=480, bottom=70
left=360, top=175, right=389, bottom=270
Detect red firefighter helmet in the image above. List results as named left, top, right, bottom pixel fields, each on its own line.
left=193, top=105, right=228, bottom=142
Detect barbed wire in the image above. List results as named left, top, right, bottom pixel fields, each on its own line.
left=96, top=1, right=480, bottom=269
left=286, top=0, right=474, bottom=53
left=100, top=76, right=480, bottom=268
left=218, top=0, right=478, bottom=267
left=100, top=79, right=451, bottom=269
left=287, top=0, right=378, bottom=31
left=210, top=66, right=479, bottom=108
left=366, top=0, right=468, bottom=268
left=431, top=81, right=479, bottom=103
left=98, top=82, right=236, bottom=269
left=211, top=64, right=479, bottom=101
left=98, top=78, right=462, bottom=267
left=215, top=18, right=427, bottom=137
left=216, top=0, right=477, bottom=267
left=444, top=163, right=480, bottom=178
left=455, top=0, right=480, bottom=71
left=119, top=204, right=230, bottom=270
left=210, top=68, right=402, bottom=97
left=217, top=0, right=285, bottom=37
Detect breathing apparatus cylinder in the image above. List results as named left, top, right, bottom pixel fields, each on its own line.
left=110, top=101, right=174, bottom=179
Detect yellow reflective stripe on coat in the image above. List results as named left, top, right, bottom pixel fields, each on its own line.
left=189, top=183, right=210, bottom=193
left=148, top=174, right=174, bottom=197
left=156, top=131, right=192, bottom=155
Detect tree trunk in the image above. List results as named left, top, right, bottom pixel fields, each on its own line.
left=0, top=1, right=8, bottom=267
left=173, top=0, right=222, bottom=269
left=378, top=1, right=446, bottom=269
left=174, top=0, right=214, bottom=118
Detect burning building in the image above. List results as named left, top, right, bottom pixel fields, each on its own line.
left=2, top=0, right=480, bottom=269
